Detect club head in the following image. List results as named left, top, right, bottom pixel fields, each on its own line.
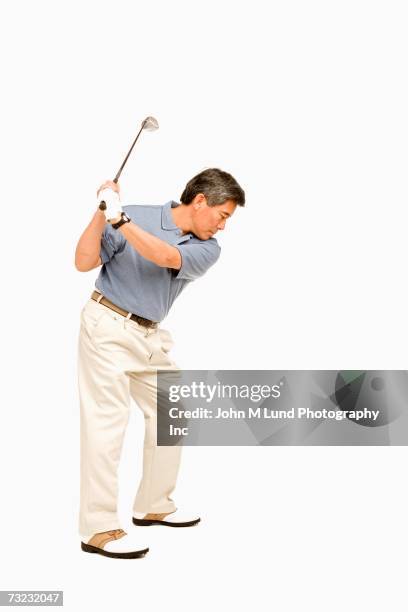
left=142, top=116, right=159, bottom=131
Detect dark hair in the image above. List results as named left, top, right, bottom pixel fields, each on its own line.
left=180, top=168, right=245, bottom=207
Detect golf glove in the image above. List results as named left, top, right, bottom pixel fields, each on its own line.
left=98, top=187, right=123, bottom=223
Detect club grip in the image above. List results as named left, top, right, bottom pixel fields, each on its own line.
left=98, top=178, right=118, bottom=210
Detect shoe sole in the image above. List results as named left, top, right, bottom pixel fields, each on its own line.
left=81, top=542, right=149, bottom=559
left=132, top=517, right=201, bottom=528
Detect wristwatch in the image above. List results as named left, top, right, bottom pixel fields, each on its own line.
left=111, top=211, right=131, bottom=230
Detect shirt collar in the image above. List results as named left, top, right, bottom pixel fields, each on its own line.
left=161, top=200, right=193, bottom=243
left=161, top=200, right=180, bottom=230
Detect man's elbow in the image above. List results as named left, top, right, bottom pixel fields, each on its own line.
left=75, top=262, right=89, bottom=272
left=75, top=256, right=102, bottom=272
left=160, top=248, right=181, bottom=270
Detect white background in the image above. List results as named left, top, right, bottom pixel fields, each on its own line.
left=1, top=0, right=407, bottom=610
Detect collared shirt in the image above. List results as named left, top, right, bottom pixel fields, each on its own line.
left=94, top=200, right=221, bottom=322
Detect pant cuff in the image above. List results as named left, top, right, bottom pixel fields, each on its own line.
left=133, top=504, right=177, bottom=515
left=79, top=520, right=122, bottom=540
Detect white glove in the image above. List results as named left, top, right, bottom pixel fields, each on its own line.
left=98, top=187, right=123, bottom=223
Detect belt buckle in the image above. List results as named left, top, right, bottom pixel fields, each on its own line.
left=139, top=316, right=153, bottom=328
left=129, top=313, right=150, bottom=329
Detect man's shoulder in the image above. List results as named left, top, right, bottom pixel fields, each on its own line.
left=122, top=203, right=163, bottom=213
left=122, top=203, right=165, bottom=224
left=189, top=235, right=221, bottom=251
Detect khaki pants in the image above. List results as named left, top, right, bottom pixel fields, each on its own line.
left=77, top=294, right=182, bottom=540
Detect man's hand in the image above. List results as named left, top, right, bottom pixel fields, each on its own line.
left=97, top=180, right=123, bottom=223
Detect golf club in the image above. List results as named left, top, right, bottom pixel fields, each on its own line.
left=99, top=116, right=159, bottom=211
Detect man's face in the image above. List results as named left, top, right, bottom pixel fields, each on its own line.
left=190, top=195, right=237, bottom=240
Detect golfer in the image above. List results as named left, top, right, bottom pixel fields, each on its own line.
left=74, top=168, right=245, bottom=559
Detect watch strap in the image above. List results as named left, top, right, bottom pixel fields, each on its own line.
left=112, top=212, right=131, bottom=229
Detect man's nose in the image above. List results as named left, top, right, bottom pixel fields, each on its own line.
left=217, top=221, right=226, bottom=230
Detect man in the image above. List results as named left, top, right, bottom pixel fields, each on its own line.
left=74, top=168, right=245, bottom=559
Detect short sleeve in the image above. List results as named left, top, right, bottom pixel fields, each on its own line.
left=173, top=238, right=221, bottom=281
left=100, top=223, right=126, bottom=264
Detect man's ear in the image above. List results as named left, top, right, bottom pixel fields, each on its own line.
left=194, top=193, right=207, bottom=209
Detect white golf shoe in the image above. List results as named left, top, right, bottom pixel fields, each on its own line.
left=132, top=509, right=201, bottom=527
left=81, top=529, right=149, bottom=559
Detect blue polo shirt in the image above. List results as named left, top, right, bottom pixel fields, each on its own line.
left=94, top=200, right=221, bottom=322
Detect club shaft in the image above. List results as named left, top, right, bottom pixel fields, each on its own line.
left=113, top=121, right=146, bottom=183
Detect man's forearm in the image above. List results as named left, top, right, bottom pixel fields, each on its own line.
left=75, top=209, right=106, bottom=270
left=119, top=221, right=181, bottom=269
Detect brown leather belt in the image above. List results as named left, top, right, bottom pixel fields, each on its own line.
left=91, top=291, right=158, bottom=329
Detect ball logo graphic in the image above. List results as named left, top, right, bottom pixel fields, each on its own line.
left=334, top=371, right=408, bottom=427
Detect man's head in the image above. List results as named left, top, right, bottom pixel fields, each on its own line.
left=179, top=168, right=245, bottom=240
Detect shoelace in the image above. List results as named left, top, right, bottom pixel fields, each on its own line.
left=106, top=529, right=126, bottom=538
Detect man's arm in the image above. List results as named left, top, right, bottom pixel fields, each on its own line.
left=74, top=208, right=180, bottom=272
left=74, top=209, right=105, bottom=272
left=75, top=172, right=181, bottom=271
left=119, top=222, right=182, bottom=269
